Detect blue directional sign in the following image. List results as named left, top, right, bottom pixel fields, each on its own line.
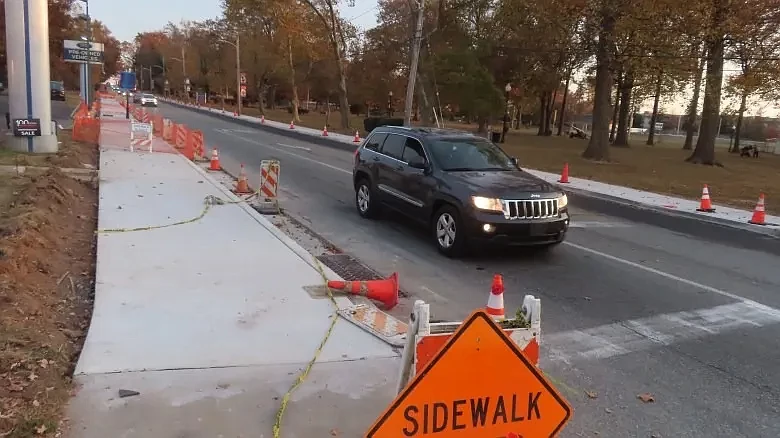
left=63, top=39, right=104, bottom=65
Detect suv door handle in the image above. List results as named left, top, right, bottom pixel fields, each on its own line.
left=372, top=157, right=380, bottom=162
left=395, top=165, right=404, bottom=170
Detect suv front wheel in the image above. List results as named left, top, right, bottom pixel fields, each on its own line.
left=433, top=205, right=467, bottom=257
left=355, top=178, right=381, bottom=218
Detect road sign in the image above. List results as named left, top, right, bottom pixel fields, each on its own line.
left=240, top=84, right=247, bottom=98
left=63, top=40, right=104, bottom=65
left=366, top=310, right=571, bottom=438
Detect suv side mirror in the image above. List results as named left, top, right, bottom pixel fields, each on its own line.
left=408, top=155, right=427, bottom=169
left=510, top=157, right=519, bottom=167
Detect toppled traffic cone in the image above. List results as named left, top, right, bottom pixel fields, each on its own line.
left=486, top=274, right=505, bottom=321
left=696, top=184, right=715, bottom=212
left=233, top=163, right=252, bottom=194
left=558, top=163, right=570, bottom=183
left=748, top=193, right=766, bottom=225
left=327, top=272, right=399, bottom=309
left=208, top=148, right=221, bottom=171
left=289, top=120, right=295, bottom=129
left=353, top=130, right=361, bottom=143
left=322, top=125, right=329, bottom=136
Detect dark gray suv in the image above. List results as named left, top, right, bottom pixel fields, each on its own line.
left=352, top=126, right=570, bottom=257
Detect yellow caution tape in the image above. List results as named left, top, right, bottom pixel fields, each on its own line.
left=272, top=256, right=340, bottom=437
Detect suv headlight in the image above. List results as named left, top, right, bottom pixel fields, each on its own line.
left=471, top=196, right=503, bottom=212
left=558, top=193, right=568, bottom=209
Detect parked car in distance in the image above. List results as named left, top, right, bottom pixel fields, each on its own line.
left=50, top=81, right=65, bottom=101
left=352, top=126, right=570, bottom=257
left=139, top=93, right=158, bottom=107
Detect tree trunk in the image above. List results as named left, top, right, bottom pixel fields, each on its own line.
left=557, top=69, right=571, bottom=136
left=537, top=94, right=548, bottom=136
left=288, top=38, right=300, bottom=123
left=687, top=1, right=726, bottom=165
left=646, top=69, right=663, bottom=145
left=732, top=91, right=748, bottom=152
left=609, top=73, right=621, bottom=142
left=546, top=89, right=557, bottom=135
left=583, top=3, right=617, bottom=161
left=684, top=46, right=706, bottom=150
left=613, top=69, right=634, bottom=147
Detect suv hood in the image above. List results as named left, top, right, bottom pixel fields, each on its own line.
left=447, top=169, right=559, bottom=198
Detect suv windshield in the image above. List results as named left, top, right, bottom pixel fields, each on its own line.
left=428, top=138, right=515, bottom=171
left=142, top=94, right=155, bottom=99
left=50, top=81, right=64, bottom=91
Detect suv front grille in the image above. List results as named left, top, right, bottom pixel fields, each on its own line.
left=502, top=199, right=559, bottom=219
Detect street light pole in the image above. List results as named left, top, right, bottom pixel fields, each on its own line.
left=502, top=83, right=511, bottom=143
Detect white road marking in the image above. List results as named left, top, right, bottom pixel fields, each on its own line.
left=563, top=241, right=761, bottom=305
left=214, top=124, right=780, bottom=362
left=277, top=142, right=312, bottom=151
left=217, top=129, right=351, bottom=175
left=545, top=300, right=780, bottom=364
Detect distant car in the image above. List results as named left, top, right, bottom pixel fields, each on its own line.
left=352, top=126, right=570, bottom=257
left=50, top=81, right=65, bottom=101
left=139, top=93, right=158, bottom=107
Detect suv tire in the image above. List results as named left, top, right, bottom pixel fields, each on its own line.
left=432, top=205, right=467, bottom=257
left=355, top=178, right=381, bottom=218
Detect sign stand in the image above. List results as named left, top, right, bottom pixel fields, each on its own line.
left=366, top=298, right=570, bottom=438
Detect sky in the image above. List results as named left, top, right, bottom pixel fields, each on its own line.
left=90, top=0, right=382, bottom=43
left=90, top=0, right=778, bottom=118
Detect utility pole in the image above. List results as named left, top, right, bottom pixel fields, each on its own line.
left=404, top=0, right=424, bottom=126
left=235, top=34, right=242, bottom=116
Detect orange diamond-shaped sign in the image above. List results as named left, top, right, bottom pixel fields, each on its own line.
left=366, top=310, right=572, bottom=437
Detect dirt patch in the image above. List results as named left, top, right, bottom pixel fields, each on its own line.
left=0, top=168, right=97, bottom=437
left=0, top=131, right=97, bottom=170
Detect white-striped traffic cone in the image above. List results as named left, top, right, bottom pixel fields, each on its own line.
left=486, top=274, right=505, bottom=321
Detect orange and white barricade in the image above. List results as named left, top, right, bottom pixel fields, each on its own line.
left=385, top=294, right=540, bottom=396
left=162, top=119, right=174, bottom=142
left=175, top=124, right=188, bottom=149
left=188, top=129, right=206, bottom=161
left=252, top=159, right=281, bottom=214
left=130, top=122, right=153, bottom=153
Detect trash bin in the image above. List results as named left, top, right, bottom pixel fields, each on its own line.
left=491, top=132, right=501, bottom=143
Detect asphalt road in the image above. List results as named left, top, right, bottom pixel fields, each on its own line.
left=156, top=102, right=780, bottom=438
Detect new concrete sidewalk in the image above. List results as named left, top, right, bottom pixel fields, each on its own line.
left=67, top=98, right=400, bottom=437
left=163, top=98, right=780, bottom=236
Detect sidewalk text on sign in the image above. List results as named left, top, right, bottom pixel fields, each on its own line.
left=131, top=122, right=152, bottom=135
left=365, top=310, right=572, bottom=438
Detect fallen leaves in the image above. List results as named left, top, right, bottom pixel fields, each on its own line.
left=637, top=393, right=656, bottom=403
left=585, top=390, right=598, bottom=399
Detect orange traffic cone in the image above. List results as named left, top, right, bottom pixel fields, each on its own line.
left=233, top=111, right=238, bottom=117
left=207, top=148, right=221, bottom=171
left=486, top=274, right=505, bottom=321
left=696, top=184, right=715, bottom=212
left=353, top=130, right=361, bottom=143
left=233, top=163, right=251, bottom=194
left=260, top=115, right=265, bottom=124
left=748, top=193, right=766, bottom=225
left=322, top=125, right=329, bottom=136
left=289, top=120, right=295, bottom=129
left=558, top=163, right=570, bottom=183
left=326, top=273, right=399, bottom=309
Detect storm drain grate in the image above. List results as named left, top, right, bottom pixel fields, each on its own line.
left=316, top=253, right=409, bottom=298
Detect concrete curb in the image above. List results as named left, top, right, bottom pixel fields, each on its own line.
left=162, top=98, right=780, bottom=252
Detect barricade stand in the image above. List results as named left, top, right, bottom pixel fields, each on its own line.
left=189, top=130, right=206, bottom=162
left=364, top=295, right=573, bottom=438
left=130, top=121, right=153, bottom=153
left=254, top=159, right=281, bottom=214
left=162, top=118, right=173, bottom=142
